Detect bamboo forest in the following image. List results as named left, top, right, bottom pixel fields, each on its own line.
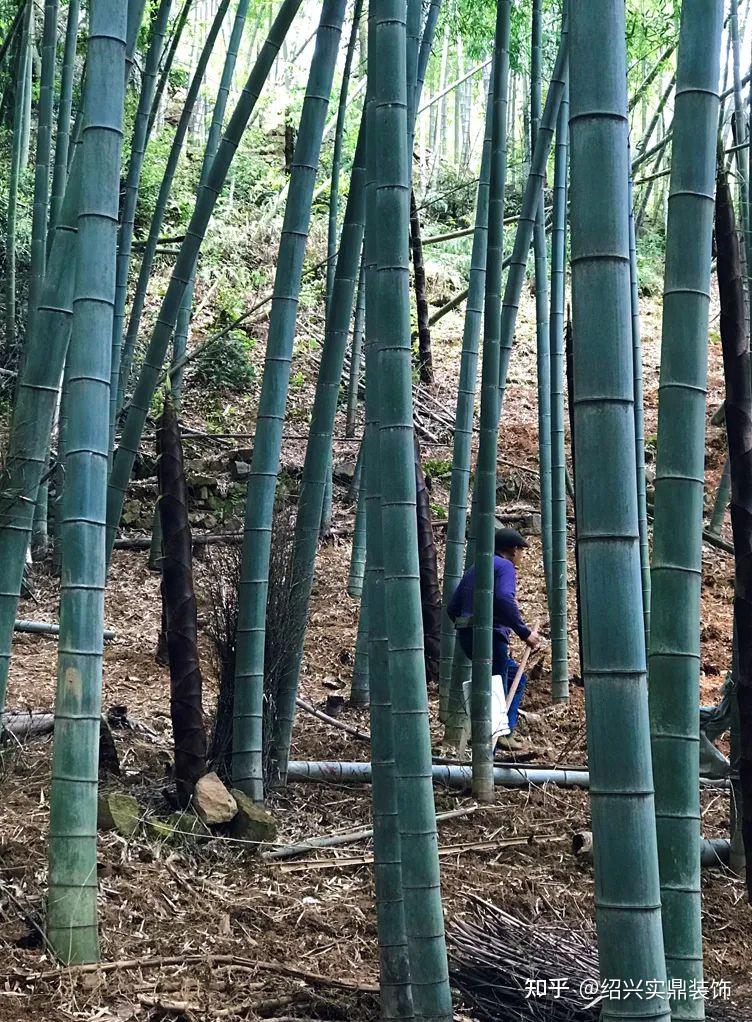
left=0, top=0, right=751, bottom=1018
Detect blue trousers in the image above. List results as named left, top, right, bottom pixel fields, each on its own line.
left=457, top=629, right=527, bottom=730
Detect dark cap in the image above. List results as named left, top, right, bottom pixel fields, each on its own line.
left=494, top=527, right=529, bottom=553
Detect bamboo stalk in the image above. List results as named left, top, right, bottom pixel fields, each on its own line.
left=569, top=3, right=672, bottom=1014
left=648, top=2, right=722, bottom=1008
left=47, top=0, right=127, bottom=964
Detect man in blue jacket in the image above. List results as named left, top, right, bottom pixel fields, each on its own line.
left=447, top=527, right=540, bottom=749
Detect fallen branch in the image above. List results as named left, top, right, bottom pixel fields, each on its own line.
left=277, top=834, right=567, bottom=872
left=263, top=804, right=482, bottom=861
left=295, top=698, right=371, bottom=742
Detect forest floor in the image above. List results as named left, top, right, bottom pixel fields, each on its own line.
left=0, top=268, right=750, bottom=1022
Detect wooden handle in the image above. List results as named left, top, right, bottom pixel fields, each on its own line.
left=504, top=619, right=541, bottom=711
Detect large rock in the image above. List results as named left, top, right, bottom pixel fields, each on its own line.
left=229, top=789, right=277, bottom=850
left=98, top=792, right=141, bottom=837
left=194, top=772, right=237, bottom=825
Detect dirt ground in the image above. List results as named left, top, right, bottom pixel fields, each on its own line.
left=0, top=284, right=750, bottom=1021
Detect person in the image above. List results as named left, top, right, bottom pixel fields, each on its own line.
left=447, top=527, right=540, bottom=750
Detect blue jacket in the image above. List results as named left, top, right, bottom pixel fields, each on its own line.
left=447, top=554, right=531, bottom=645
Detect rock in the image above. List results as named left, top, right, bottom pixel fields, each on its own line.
left=145, top=818, right=176, bottom=842
left=333, top=458, right=357, bottom=483
left=167, top=811, right=211, bottom=843
left=229, top=789, right=277, bottom=849
left=98, top=792, right=141, bottom=837
left=122, top=500, right=144, bottom=526
left=231, top=460, right=250, bottom=481
left=194, top=771, right=237, bottom=825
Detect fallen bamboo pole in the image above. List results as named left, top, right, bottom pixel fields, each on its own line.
left=13, top=620, right=116, bottom=640
left=286, top=760, right=730, bottom=791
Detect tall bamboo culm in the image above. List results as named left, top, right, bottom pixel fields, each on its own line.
left=116, top=0, right=232, bottom=415
left=231, top=0, right=347, bottom=804
left=105, top=0, right=305, bottom=561
left=48, top=0, right=80, bottom=242
left=648, top=2, right=722, bottom=1014
left=270, top=122, right=366, bottom=786
left=47, top=0, right=127, bottom=964
left=0, top=0, right=146, bottom=719
left=548, top=71, right=569, bottom=703
left=531, top=0, right=552, bottom=607
left=628, top=173, right=651, bottom=650
left=5, top=0, right=32, bottom=353
left=569, top=3, right=671, bottom=1017
left=362, top=40, right=412, bottom=1016
left=369, top=2, right=451, bottom=1015
left=109, top=0, right=173, bottom=450
left=171, top=0, right=254, bottom=405
left=438, top=84, right=492, bottom=724
left=471, top=0, right=511, bottom=805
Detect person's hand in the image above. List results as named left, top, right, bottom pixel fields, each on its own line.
left=525, top=630, right=541, bottom=652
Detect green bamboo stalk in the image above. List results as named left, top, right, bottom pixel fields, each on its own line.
left=371, top=4, right=451, bottom=1012
left=48, top=0, right=80, bottom=244
left=548, top=74, right=568, bottom=704
left=269, top=123, right=365, bottom=787
left=0, top=0, right=146, bottom=719
left=498, top=32, right=568, bottom=399
left=126, top=0, right=148, bottom=81
left=362, top=48, right=412, bottom=1015
left=438, top=85, right=493, bottom=725
left=628, top=173, right=651, bottom=650
left=230, top=0, right=347, bottom=804
left=258, top=143, right=366, bottom=773
left=19, top=6, right=31, bottom=167
left=531, top=0, right=552, bottom=607
left=47, top=0, right=126, bottom=963
left=405, top=0, right=420, bottom=134
left=569, top=3, right=671, bottom=1017
left=348, top=456, right=367, bottom=597
left=0, top=1, right=28, bottom=76
left=28, top=0, right=60, bottom=559
left=414, top=0, right=441, bottom=114
left=648, top=1, right=722, bottom=1014
left=708, top=456, right=731, bottom=536
left=109, top=0, right=174, bottom=451
left=350, top=570, right=369, bottom=708
left=105, top=0, right=305, bottom=561
left=146, top=0, right=192, bottom=142
left=171, top=0, right=254, bottom=407
left=345, top=255, right=365, bottom=437
left=117, top=0, right=232, bottom=413
left=444, top=22, right=568, bottom=743
left=320, top=450, right=333, bottom=538
left=5, top=0, right=32, bottom=353
left=27, top=0, right=59, bottom=336
left=471, top=0, right=511, bottom=806
left=326, top=0, right=363, bottom=311
left=730, top=0, right=752, bottom=317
